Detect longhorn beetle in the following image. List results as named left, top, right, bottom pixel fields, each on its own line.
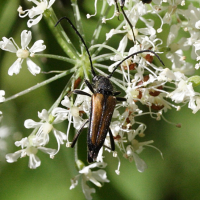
left=55, top=17, right=164, bottom=163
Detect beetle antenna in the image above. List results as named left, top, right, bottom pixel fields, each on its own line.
left=55, top=17, right=96, bottom=77
left=114, top=0, right=121, bottom=20
left=115, top=0, right=136, bottom=43
left=108, top=49, right=165, bottom=78
left=120, top=6, right=136, bottom=43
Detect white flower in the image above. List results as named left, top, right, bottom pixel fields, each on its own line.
left=160, top=0, right=186, bottom=25
left=166, top=24, right=194, bottom=75
left=168, top=80, right=195, bottom=103
left=70, top=162, right=109, bottom=200
left=0, top=90, right=5, bottom=102
left=18, top=0, right=56, bottom=27
left=0, top=30, right=46, bottom=76
left=188, top=96, right=200, bottom=114
left=194, top=40, right=200, bottom=55
left=6, top=136, right=57, bottom=169
left=196, top=20, right=200, bottom=29
left=24, top=109, right=67, bottom=154
left=107, top=0, right=116, bottom=6
left=52, top=95, right=88, bottom=130
left=157, top=68, right=176, bottom=82
left=125, top=136, right=154, bottom=172
left=126, top=145, right=148, bottom=172
left=121, top=123, right=163, bottom=172
left=182, top=3, right=200, bottom=30
left=52, top=94, right=91, bottom=145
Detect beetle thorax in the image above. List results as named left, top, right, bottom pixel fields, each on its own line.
left=92, top=75, right=113, bottom=95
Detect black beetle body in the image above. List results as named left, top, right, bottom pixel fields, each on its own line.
left=72, top=75, right=124, bottom=163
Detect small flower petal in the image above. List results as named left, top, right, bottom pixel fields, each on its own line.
left=26, top=58, right=41, bottom=75
left=8, top=59, right=22, bottom=76
left=195, top=20, right=200, bottom=29
left=38, top=109, right=49, bottom=121
left=24, top=119, right=42, bottom=129
left=6, top=150, right=22, bottom=163
left=0, top=37, right=17, bottom=53
left=38, top=146, right=57, bottom=155
left=81, top=178, right=96, bottom=200
left=92, top=169, right=110, bottom=183
left=48, top=0, right=56, bottom=8
left=0, top=90, right=5, bottom=102
left=29, top=40, right=46, bottom=53
left=21, top=30, right=32, bottom=49
left=28, top=154, right=41, bottom=169
left=27, top=14, right=43, bottom=28
left=132, top=153, right=147, bottom=172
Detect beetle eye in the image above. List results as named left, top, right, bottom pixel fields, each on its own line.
left=93, top=76, right=99, bottom=82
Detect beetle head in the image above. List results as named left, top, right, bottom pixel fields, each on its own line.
left=92, top=75, right=114, bottom=95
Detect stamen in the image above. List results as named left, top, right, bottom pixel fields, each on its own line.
left=115, top=155, right=121, bottom=175
left=17, top=6, right=25, bottom=14
left=86, top=0, right=98, bottom=18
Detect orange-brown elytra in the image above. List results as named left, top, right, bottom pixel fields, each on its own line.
left=55, top=17, right=164, bottom=163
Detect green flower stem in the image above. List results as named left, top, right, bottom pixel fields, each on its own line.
left=71, top=0, right=92, bottom=82
left=93, top=21, right=125, bottom=57
left=71, top=0, right=85, bottom=43
left=35, top=54, right=76, bottom=64
left=90, top=44, right=125, bottom=57
left=93, top=53, right=115, bottom=62
left=4, top=68, right=76, bottom=103
left=90, top=0, right=109, bottom=48
left=44, top=8, right=79, bottom=59
left=81, top=55, right=90, bottom=80
left=48, top=75, right=75, bottom=113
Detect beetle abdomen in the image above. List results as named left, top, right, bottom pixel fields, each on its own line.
left=87, top=93, right=116, bottom=162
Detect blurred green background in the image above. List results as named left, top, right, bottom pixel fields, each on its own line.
left=1, top=0, right=200, bottom=200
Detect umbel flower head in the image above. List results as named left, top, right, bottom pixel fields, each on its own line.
left=0, top=30, right=46, bottom=76
left=6, top=109, right=67, bottom=169
left=18, top=0, right=56, bottom=27
left=70, top=161, right=109, bottom=200
left=24, top=109, right=67, bottom=154
left=6, top=136, right=57, bottom=169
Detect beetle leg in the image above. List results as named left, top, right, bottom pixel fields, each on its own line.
left=84, top=79, right=94, bottom=93
left=73, top=89, right=91, bottom=97
left=71, top=119, right=89, bottom=148
left=109, top=128, right=115, bottom=151
left=113, top=91, right=121, bottom=96
left=116, top=97, right=127, bottom=101
left=103, top=129, right=115, bottom=151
